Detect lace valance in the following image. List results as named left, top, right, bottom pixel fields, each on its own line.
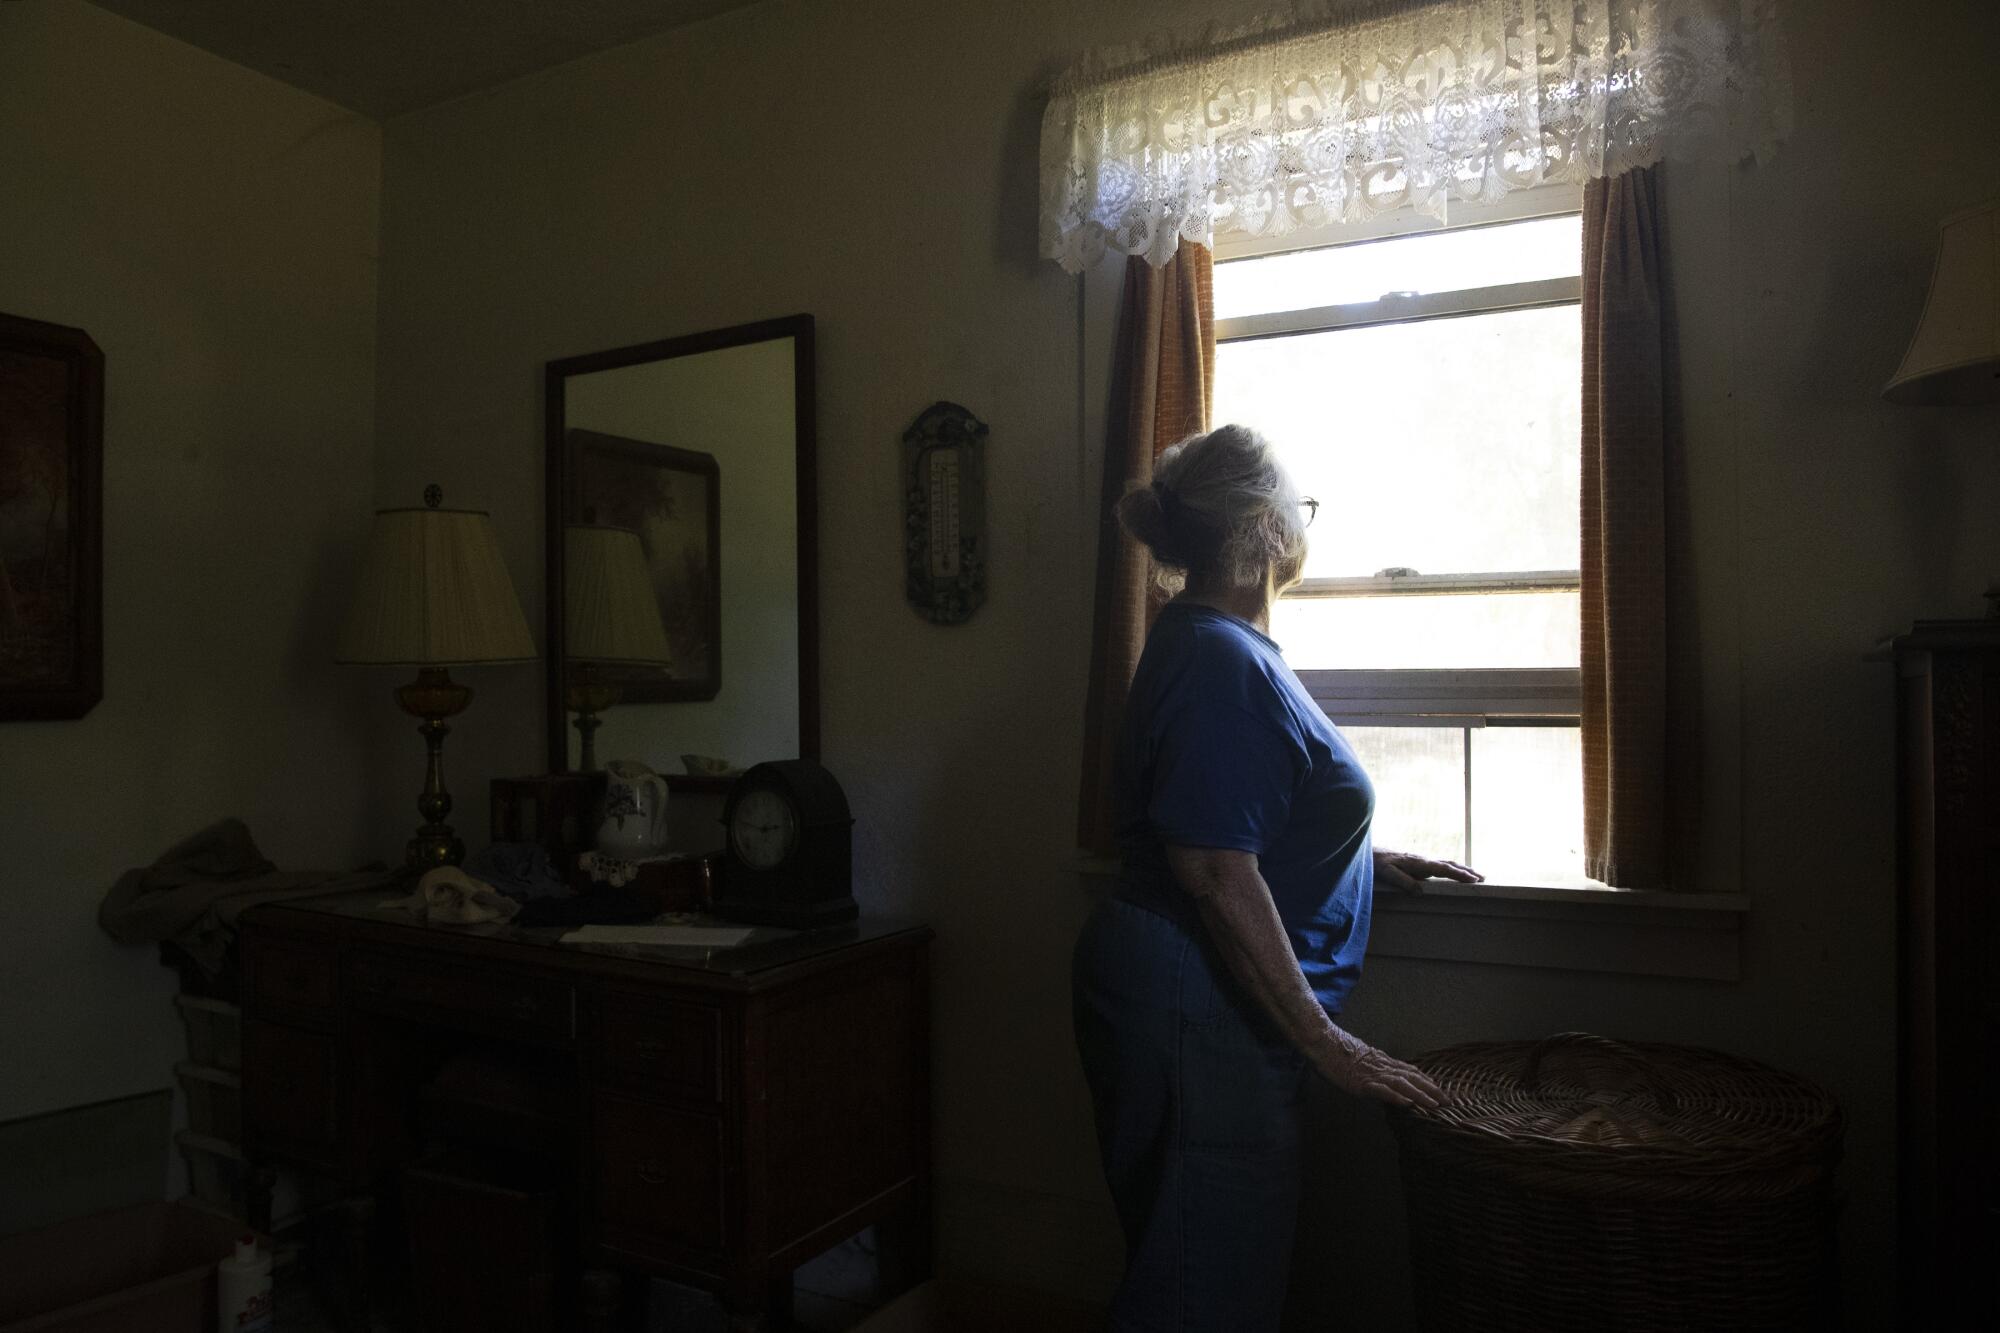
left=1039, top=0, right=1791, bottom=273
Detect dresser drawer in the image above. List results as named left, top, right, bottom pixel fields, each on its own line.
left=595, top=991, right=721, bottom=1103
left=591, top=1092, right=725, bottom=1256
left=245, top=935, right=338, bottom=1014
left=243, top=1019, right=340, bottom=1164
left=350, top=949, right=573, bottom=1044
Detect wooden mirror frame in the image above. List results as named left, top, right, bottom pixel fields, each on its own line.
left=543, top=314, right=818, bottom=787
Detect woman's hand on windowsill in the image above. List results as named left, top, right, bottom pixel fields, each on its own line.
left=1374, top=849, right=1483, bottom=894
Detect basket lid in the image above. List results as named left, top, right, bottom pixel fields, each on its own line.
left=1391, top=1032, right=1843, bottom=1175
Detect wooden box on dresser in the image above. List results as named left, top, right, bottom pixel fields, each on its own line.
left=1888, top=620, right=2000, bottom=1325
left=239, top=891, right=932, bottom=1332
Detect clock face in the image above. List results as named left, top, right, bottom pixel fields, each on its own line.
left=730, top=787, right=799, bottom=869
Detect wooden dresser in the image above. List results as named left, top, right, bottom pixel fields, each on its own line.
left=1888, top=620, right=2000, bottom=1324
left=238, top=891, right=931, bottom=1331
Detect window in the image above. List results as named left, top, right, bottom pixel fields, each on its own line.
left=1213, top=212, right=1593, bottom=887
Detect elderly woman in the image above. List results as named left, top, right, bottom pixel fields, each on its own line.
left=1073, top=424, right=1480, bottom=1331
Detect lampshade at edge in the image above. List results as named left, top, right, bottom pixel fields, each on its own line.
left=1885, top=200, right=2000, bottom=405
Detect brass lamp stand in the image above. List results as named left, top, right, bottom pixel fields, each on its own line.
left=397, top=666, right=475, bottom=869
left=565, top=662, right=618, bottom=774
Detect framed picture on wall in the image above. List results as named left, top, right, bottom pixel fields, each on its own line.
left=1, top=311, right=103, bottom=721
left=565, top=428, right=722, bottom=702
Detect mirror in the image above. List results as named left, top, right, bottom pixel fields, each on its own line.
left=544, top=315, right=817, bottom=785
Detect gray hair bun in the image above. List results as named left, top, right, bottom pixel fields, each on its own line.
left=1116, top=480, right=1180, bottom=565
left=1114, top=425, right=1307, bottom=592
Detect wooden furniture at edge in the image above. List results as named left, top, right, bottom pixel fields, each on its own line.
left=237, top=892, right=932, bottom=1331
left=1888, top=619, right=1999, bottom=1325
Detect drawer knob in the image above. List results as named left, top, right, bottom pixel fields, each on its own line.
left=637, top=1160, right=671, bottom=1186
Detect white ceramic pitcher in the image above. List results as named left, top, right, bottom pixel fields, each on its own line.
left=596, top=759, right=670, bottom=860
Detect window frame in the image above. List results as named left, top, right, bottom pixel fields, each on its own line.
left=1215, top=274, right=1580, bottom=344
left=1214, top=209, right=1587, bottom=878
left=1298, top=667, right=1581, bottom=726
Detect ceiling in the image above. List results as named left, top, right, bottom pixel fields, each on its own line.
left=87, top=0, right=768, bottom=118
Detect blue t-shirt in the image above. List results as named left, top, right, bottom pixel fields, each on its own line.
left=1115, top=601, right=1376, bottom=1014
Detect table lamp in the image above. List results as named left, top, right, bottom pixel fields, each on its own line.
left=1885, top=200, right=2000, bottom=612
left=1886, top=200, right=1998, bottom=405
left=336, top=487, right=536, bottom=869
left=564, top=524, right=673, bottom=771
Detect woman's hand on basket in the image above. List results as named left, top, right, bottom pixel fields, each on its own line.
left=1316, top=1032, right=1446, bottom=1111
left=1375, top=848, right=1483, bottom=894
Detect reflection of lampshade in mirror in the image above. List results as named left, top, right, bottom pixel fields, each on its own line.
left=336, top=492, right=536, bottom=869
left=1885, top=201, right=2000, bottom=404
left=565, top=525, right=673, bottom=666
left=564, top=524, right=671, bottom=773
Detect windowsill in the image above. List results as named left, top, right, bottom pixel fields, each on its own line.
left=1376, top=879, right=1747, bottom=911
left=1370, top=881, right=1748, bottom=981
left=1076, top=857, right=1748, bottom=982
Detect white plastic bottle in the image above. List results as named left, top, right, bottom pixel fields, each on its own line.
left=216, top=1233, right=273, bottom=1333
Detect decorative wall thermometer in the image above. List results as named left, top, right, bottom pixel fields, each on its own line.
left=902, top=401, right=988, bottom=625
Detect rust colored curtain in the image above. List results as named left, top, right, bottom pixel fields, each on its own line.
left=1076, top=244, right=1215, bottom=856
left=1581, top=168, right=1698, bottom=890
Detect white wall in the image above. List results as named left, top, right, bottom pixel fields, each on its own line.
left=0, top=1, right=382, bottom=1122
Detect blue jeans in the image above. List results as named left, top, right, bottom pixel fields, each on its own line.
left=1073, top=897, right=1310, bottom=1332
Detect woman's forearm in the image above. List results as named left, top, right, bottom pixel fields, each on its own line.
left=1185, top=859, right=1366, bottom=1078
left=1168, top=845, right=1443, bottom=1108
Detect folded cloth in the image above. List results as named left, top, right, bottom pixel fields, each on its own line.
left=381, top=866, right=522, bottom=926
left=98, top=819, right=396, bottom=977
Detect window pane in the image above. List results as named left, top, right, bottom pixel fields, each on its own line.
left=1470, top=727, right=1594, bottom=886
left=1214, top=303, right=1581, bottom=578
left=1215, top=215, right=1582, bottom=320
left=1272, top=591, right=1578, bottom=670
left=1342, top=726, right=1465, bottom=864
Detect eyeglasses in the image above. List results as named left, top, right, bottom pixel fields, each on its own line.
left=1299, top=497, right=1319, bottom=528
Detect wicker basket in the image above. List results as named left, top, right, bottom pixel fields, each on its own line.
left=1389, top=1032, right=1843, bottom=1332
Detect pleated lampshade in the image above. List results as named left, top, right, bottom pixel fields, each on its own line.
left=565, top=525, right=673, bottom=666
left=1886, top=200, right=2000, bottom=404
left=335, top=505, right=536, bottom=665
